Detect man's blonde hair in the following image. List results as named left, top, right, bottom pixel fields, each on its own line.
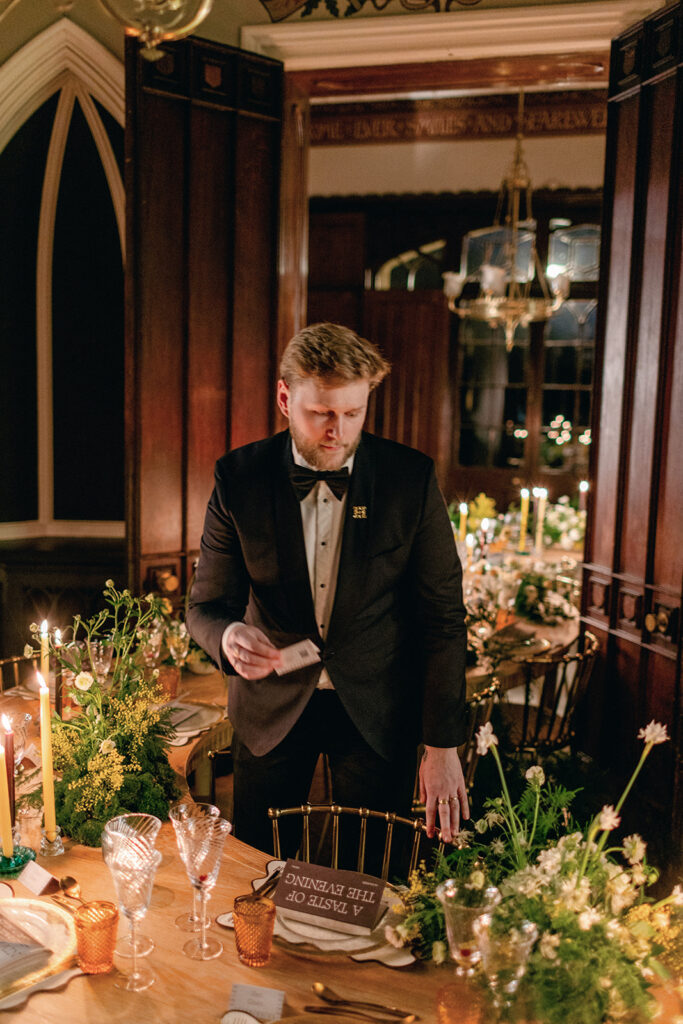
left=279, top=323, right=390, bottom=391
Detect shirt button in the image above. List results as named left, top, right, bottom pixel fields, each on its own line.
left=320, top=583, right=326, bottom=588
left=323, top=498, right=328, bottom=504
left=321, top=541, right=326, bottom=546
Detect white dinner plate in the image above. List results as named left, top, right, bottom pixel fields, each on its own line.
left=172, top=705, right=223, bottom=735
left=0, top=898, right=76, bottom=1001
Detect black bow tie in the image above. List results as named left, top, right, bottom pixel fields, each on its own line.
left=289, top=464, right=350, bottom=501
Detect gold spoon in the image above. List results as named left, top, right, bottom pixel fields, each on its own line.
left=311, top=983, right=418, bottom=1021
left=59, top=876, right=86, bottom=904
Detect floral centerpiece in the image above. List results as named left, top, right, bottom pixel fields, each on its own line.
left=390, top=722, right=681, bottom=1023
left=542, top=496, right=586, bottom=550
left=513, top=567, right=579, bottom=625
left=24, top=581, right=179, bottom=846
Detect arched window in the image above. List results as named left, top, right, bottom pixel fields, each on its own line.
left=0, top=21, right=124, bottom=539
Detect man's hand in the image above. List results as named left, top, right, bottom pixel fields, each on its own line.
left=225, top=624, right=281, bottom=679
left=419, top=745, right=469, bottom=842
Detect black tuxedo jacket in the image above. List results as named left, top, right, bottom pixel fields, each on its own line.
left=187, top=430, right=467, bottom=759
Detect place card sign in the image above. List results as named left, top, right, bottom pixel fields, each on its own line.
left=272, top=858, right=385, bottom=935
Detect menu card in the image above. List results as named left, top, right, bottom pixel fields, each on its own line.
left=271, top=858, right=385, bottom=935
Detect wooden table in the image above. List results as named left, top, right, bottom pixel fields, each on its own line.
left=6, top=824, right=450, bottom=1023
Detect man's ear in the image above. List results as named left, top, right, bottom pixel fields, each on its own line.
left=276, top=379, right=290, bottom=419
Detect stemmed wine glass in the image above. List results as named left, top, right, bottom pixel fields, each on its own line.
left=88, top=638, right=114, bottom=686
left=473, top=914, right=538, bottom=1018
left=105, top=833, right=162, bottom=991
left=169, top=801, right=220, bottom=933
left=166, top=622, right=190, bottom=668
left=102, top=813, right=162, bottom=957
left=436, top=879, right=501, bottom=976
left=171, top=804, right=231, bottom=960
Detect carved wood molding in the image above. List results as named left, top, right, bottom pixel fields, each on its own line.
left=311, top=89, right=608, bottom=146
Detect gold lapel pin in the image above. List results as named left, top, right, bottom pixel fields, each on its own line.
left=352, top=506, right=367, bottom=519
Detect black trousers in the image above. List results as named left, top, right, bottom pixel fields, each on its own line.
left=232, top=690, right=416, bottom=874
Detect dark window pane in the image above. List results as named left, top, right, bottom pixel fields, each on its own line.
left=546, top=304, right=579, bottom=341
left=460, top=386, right=505, bottom=428
left=579, top=346, right=594, bottom=385
left=459, top=427, right=501, bottom=467
left=494, top=429, right=525, bottom=469
left=507, top=344, right=526, bottom=384
left=545, top=344, right=578, bottom=384
left=543, top=390, right=576, bottom=427
left=0, top=95, right=59, bottom=522
left=52, top=98, right=124, bottom=521
left=540, top=434, right=569, bottom=469
left=579, top=390, right=592, bottom=425
left=503, top=387, right=526, bottom=424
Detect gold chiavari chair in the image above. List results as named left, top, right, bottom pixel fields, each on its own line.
left=268, top=804, right=445, bottom=882
left=501, top=630, right=599, bottom=755
left=0, top=653, right=63, bottom=715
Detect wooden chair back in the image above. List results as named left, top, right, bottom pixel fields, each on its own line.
left=0, top=654, right=39, bottom=693
left=503, top=630, right=599, bottom=753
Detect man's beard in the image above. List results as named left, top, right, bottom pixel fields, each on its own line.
left=289, top=424, right=361, bottom=471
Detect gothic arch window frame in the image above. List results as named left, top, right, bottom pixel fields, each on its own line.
left=0, top=20, right=125, bottom=541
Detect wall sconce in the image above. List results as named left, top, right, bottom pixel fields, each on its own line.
left=98, top=0, right=214, bottom=61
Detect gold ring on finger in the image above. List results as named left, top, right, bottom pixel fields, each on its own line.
left=437, top=798, right=449, bottom=805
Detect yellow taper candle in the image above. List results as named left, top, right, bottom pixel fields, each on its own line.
left=0, top=744, right=13, bottom=858
left=518, top=488, right=530, bottom=553
left=535, top=488, right=548, bottom=553
left=458, top=503, right=468, bottom=542
left=38, top=673, right=57, bottom=842
left=40, top=620, right=49, bottom=681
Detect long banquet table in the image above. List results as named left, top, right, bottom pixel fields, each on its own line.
left=7, top=824, right=453, bottom=1023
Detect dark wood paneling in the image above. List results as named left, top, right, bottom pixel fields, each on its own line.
left=292, top=51, right=609, bottom=99
left=231, top=114, right=279, bottom=450
left=591, top=95, right=639, bottom=570
left=363, top=291, right=451, bottom=483
left=126, top=38, right=283, bottom=592
left=277, top=76, right=310, bottom=366
left=619, top=77, right=675, bottom=579
left=186, top=106, right=232, bottom=554
left=138, top=93, right=185, bottom=557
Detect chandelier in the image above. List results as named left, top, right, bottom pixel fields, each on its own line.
left=443, top=92, right=569, bottom=351
left=98, top=0, right=214, bottom=61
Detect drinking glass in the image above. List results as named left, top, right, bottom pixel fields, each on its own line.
left=105, top=833, right=162, bottom=991
left=139, top=622, right=164, bottom=668
left=102, top=813, right=162, bottom=957
left=171, top=804, right=231, bottom=960
left=436, top=879, right=501, bottom=976
left=4, top=713, right=31, bottom=770
left=167, top=622, right=190, bottom=668
left=169, top=801, right=220, bottom=933
left=473, top=914, right=538, bottom=1016
left=88, top=638, right=114, bottom=685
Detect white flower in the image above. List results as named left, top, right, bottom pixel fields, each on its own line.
left=145, top=593, right=155, bottom=603
left=484, top=810, right=504, bottom=828
left=630, top=865, right=647, bottom=887
left=74, top=671, right=94, bottom=691
left=99, top=739, right=116, bottom=754
left=396, top=923, right=412, bottom=941
left=539, top=932, right=560, bottom=960
left=558, top=875, right=591, bottom=912
left=491, top=839, right=505, bottom=855
left=432, top=940, right=447, bottom=965
left=578, top=908, right=602, bottom=931
left=23, top=644, right=34, bottom=659
left=622, top=834, right=646, bottom=864
left=474, top=819, right=488, bottom=834
left=638, top=720, right=669, bottom=745
left=105, top=579, right=114, bottom=588
left=525, top=765, right=545, bottom=787
left=384, top=925, right=404, bottom=949
left=598, top=805, right=621, bottom=831
left=476, top=722, right=498, bottom=756
left=452, top=828, right=473, bottom=849
left=468, top=870, right=485, bottom=891
left=670, top=885, right=683, bottom=906
left=537, top=848, right=562, bottom=875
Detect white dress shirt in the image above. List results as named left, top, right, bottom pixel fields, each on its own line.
left=222, top=440, right=354, bottom=690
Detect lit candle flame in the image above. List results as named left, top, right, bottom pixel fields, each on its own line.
left=54, top=628, right=62, bottom=646
left=40, top=620, right=48, bottom=637
left=0, top=716, right=11, bottom=733
left=37, top=671, right=47, bottom=693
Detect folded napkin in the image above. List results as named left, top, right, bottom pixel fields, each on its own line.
left=0, top=912, right=51, bottom=988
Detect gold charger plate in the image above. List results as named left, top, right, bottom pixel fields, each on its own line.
left=0, top=898, right=77, bottom=1001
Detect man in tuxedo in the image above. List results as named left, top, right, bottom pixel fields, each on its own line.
left=187, top=323, right=468, bottom=855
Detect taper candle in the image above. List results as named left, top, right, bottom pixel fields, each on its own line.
left=37, top=673, right=57, bottom=842
left=518, top=488, right=530, bottom=553
left=0, top=744, right=13, bottom=858
left=40, top=620, right=49, bottom=682
left=579, top=480, right=589, bottom=512
left=458, top=503, right=468, bottom=542
left=535, top=488, right=548, bottom=553
left=1, top=716, right=14, bottom=828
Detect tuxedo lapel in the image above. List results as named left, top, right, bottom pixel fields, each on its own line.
left=272, top=435, right=317, bottom=635
left=327, top=434, right=374, bottom=646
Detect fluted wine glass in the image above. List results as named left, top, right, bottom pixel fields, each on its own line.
left=106, top=833, right=162, bottom=991
left=102, top=813, right=162, bottom=957
left=169, top=801, right=220, bottom=933
left=436, top=878, right=501, bottom=976
left=171, top=805, right=231, bottom=960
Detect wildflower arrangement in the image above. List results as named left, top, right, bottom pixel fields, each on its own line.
left=391, top=721, right=681, bottom=1024
left=25, top=581, right=179, bottom=846
left=542, top=495, right=586, bottom=550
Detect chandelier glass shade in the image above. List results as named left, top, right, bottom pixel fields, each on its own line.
left=443, top=93, right=569, bottom=351
left=98, top=0, right=214, bottom=60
